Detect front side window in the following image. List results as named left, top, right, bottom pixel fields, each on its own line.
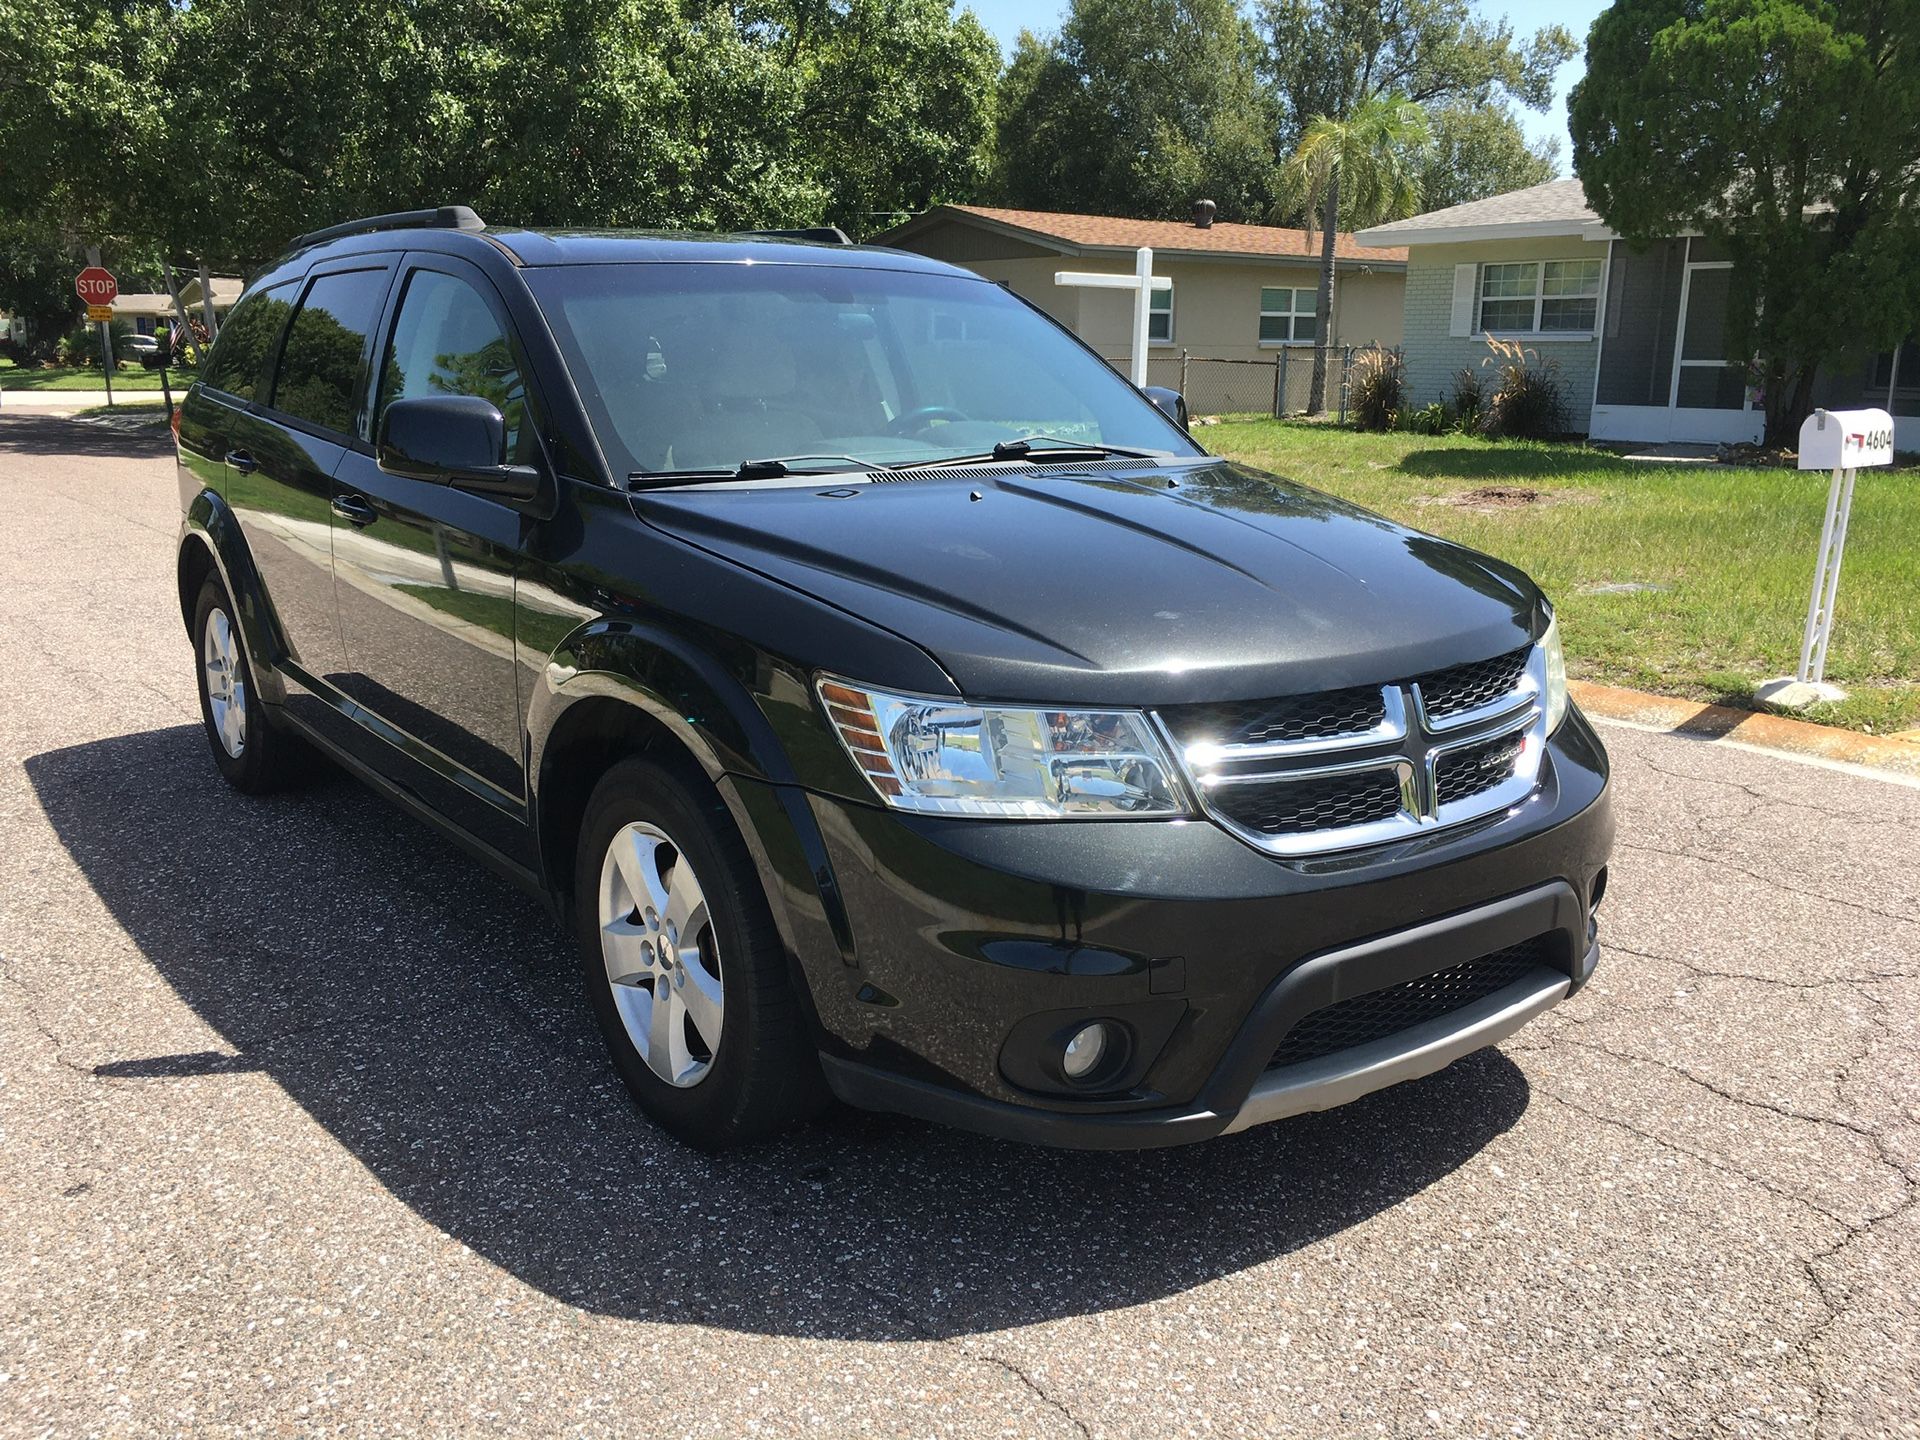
left=376, top=269, right=532, bottom=462
left=1148, top=284, right=1174, bottom=343
left=1479, top=260, right=1601, bottom=334
left=527, top=263, right=1200, bottom=477
left=1259, top=286, right=1319, bottom=343
left=201, top=281, right=297, bottom=401
left=271, top=268, right=388, bottom=434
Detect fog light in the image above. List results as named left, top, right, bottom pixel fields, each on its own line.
left=1061, top=1022, right=1109, bottom=1080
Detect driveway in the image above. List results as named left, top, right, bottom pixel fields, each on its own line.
left=1, top=414, right=1915, bottom=1438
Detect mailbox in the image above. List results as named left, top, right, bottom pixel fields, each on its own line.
left=1798, top=407, right=1894, bottom=471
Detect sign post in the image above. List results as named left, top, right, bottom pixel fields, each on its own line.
left=1055, top=246, right=1170, bottom=388
left=1755, top=407, right=1896, bottom=709
left=77, top=259, right=119, bottom=407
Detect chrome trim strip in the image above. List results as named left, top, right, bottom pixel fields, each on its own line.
left=1415, top=670, right=1540, bottom=733
left=1199, top=752, right=1408, bottom=787
left=1221, top=966, right=1571, bottom=1132
left=1181, top=687, right=1407, bottom=764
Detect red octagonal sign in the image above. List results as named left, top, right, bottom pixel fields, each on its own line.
left=75, top=266, right=118, bottom=305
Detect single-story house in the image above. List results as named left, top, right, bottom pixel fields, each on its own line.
left=1358, top=179, right=1917, bottom=448
left=114, top=275, right=244, bottom=336
left=873, top=204, right=1407, bottom=381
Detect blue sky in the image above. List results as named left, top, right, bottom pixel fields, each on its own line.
left=962, top=0, right=1611, bottom=173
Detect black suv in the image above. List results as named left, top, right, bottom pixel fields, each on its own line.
left=174, top=206, right=1612, bottom=1150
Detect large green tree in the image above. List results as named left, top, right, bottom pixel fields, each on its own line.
left=1414, top=102, right=1558, bottom=213
left=991, top=0, right=1281, bottom=221
left=1257, top=0, right=1573, bottom=158
left=1570, top=0, right=1920, bottom=444
left=1278, top=94, right=1429, bottom=413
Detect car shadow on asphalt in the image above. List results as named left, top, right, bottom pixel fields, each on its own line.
left=26, top=724, right=1532, bottom=1341
left=0, top=412, right=176, bottom=459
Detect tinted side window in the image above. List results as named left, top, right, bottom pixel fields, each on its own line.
left=271, top=268, right=389, bottom=434
left=376, top=270, right=532, bottom=462
left=202, top=281, right=296, bottom=401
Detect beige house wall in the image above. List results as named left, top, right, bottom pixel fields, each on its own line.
left=911, top=246, right=1404, bottom=362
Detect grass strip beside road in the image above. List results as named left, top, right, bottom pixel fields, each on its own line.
left=1204, top=420, right=1920, bottom=734
left=1, top=358, right=178, bottom=391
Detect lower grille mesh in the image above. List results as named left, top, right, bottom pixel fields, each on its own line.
left=1267, top=937, right=1550, bottom=1071
left=1435, top=731, right=1527, bottom=806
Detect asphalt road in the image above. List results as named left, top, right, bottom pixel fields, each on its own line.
left=2, top=412, right=1916, bottom=1439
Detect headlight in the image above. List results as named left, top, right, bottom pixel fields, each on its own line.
left=1540, top=613, right=1569, bottom=733
left=818, top=678, right=1189, bottom=818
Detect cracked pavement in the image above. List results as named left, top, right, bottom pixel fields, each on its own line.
left=1, top=414, right=1916, bottom=1438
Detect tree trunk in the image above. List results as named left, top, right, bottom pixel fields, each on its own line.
left=1306, top=178, right=1339, bottom=416
left=1763, top=360, right=1819, bottom=450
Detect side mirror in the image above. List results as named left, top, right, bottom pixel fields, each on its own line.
left=377, top=395, right=543, bottom=504
left=1143, top=385, right=1190, bottom=432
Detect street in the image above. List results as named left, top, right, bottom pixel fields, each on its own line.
left=1, top=413, right=1915, bottom=1438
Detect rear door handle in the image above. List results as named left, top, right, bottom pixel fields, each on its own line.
left=226, top=449, right=258, bottom=474
left=330, top=494, right=378, bottom=527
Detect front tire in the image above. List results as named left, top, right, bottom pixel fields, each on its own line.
left=574, top=755, right=826, bottom=1149
left=191, top=575, right=304, bottom=794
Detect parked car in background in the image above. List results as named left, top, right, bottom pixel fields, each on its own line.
left=172, top=206, right=1613, bottom=1150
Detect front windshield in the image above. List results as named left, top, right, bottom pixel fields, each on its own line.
left=526, top=260, right=1203, bottom=477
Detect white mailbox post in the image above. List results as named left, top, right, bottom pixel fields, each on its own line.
left=1755, top=407, right=1896, bottom=709
left=1055, top=246, right=1170, bottom=388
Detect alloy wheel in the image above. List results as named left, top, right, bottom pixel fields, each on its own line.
left=202, top=607, right=247, bottom=758
left=597, top=821, right=725, bottom=1087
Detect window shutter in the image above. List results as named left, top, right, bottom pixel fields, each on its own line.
left=1449, top=264, right=1477, bottom=337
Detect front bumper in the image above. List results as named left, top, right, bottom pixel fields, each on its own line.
left=793, top=707, right=1614, bottom=1148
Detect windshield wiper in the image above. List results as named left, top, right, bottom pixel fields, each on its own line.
left=905, top=435, right=1168, bottom=469
left=629, top=454, right=883, bottom=486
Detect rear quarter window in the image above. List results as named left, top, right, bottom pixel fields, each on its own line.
left=270, top=268, right=389, bottom=435
left=200, top=281, right=297, bottom=402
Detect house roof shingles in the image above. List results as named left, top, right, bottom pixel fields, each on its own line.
left=904, top=204, right=1407, bottom=266
left=1354, top=179, right=1604, bottom=246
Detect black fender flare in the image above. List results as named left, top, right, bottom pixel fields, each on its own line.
left=529, top=620, right=862, bottom=1048
left=178, top=489, right=289, bottom=706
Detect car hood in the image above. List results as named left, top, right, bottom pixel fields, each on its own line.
left=631, top=458, right=1545, bottom=706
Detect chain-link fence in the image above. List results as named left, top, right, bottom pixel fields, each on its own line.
left=1107, top=348, right=1383, bottom=420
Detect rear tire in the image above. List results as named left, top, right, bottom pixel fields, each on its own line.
left=574, top=754, right=827, bottom=1149
left=191, top=575, right=306, bottom=794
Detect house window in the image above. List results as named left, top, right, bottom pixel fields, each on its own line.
left=1478, top=259, right=1601, bottom=334
left=1148, top=284, right=1173, bottom=343
left=1259, top=287, right=1319, bottom=343
left=1872, top=338, right=1918, bottom=391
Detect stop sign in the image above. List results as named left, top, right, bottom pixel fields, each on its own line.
left=75, top=266, right=118, bottom=305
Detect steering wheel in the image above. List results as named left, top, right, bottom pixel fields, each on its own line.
left=886, top=404, right=972, bottom=437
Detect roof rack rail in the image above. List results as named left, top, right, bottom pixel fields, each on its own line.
left=288, top=205, right=485, bottom=254
left=744, top=226, right=852, bottom=245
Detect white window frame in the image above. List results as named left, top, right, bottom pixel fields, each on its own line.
left=1258, top=286, right=1321, bottom=346
left=1148, top=283, right=1173, bottom=344
left=1476, top=259, right=1602, bottom=339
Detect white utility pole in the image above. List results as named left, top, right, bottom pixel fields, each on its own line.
left=1055, top=246, right=1170, bottom=387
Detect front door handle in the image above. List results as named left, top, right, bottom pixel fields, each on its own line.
left=226, top=449, right=258, bottom=474
left=330, top=494, right=378, bottom=528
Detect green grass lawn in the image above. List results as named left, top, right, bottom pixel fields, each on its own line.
left=0, top=356, right=178, bottom=391
left=1204, top=420, right=1920, bottom=734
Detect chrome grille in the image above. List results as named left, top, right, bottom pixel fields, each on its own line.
left=1159, top=642, right=1546, bottom=856
left=1417, top=647, right=1532, bottom=724
left=1210, top=768, right=1404, bottom=836
left=1162, top=686, right=1388, bottom=749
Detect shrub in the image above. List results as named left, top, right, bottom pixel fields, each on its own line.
left=1478, top=337, right=1568, bottom=439
left=55, top=319, right=134, bottom=369
left=1449, top=367, right=1485, bottom=434
left=1347, top=347, right=1405, bottom=431
left=1399, top=400, right=1450, bottom=435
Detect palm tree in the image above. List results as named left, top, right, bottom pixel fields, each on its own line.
left=1278, top=96, right=1429, bottom=415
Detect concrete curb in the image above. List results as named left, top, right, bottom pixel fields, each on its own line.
left=1570, top=679, right=1920, bottom=779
